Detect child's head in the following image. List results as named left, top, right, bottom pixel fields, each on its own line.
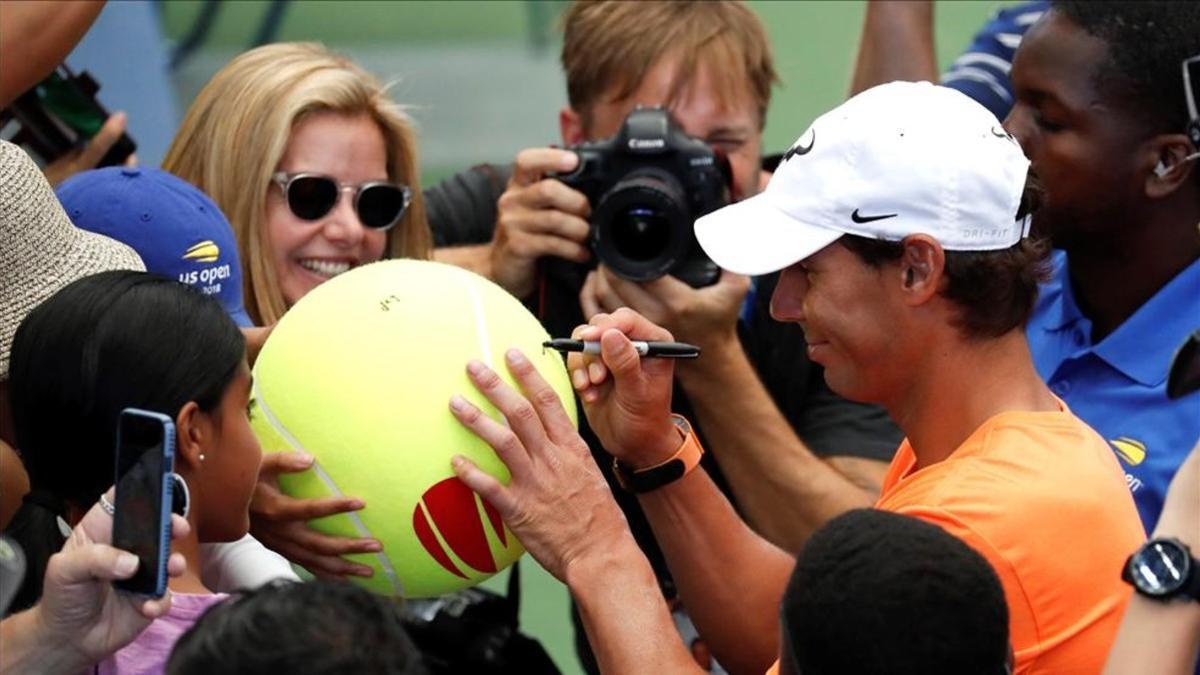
left=167, top=579, right=427, bottom=675
left=9, top=270, right=260, bottom=542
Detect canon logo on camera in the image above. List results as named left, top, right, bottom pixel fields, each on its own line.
left=627, top=138, right=666, bottom=150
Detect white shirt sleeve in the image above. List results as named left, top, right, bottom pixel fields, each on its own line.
left=199, top=534, right=301, bottom=592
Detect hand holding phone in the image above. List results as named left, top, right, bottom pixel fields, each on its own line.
left=0, top=65, right=137, bottom=170
left=112, top=409, right=175, bottom=598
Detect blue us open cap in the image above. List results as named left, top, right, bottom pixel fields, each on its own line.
left=56, top=166, right=254, bottom=327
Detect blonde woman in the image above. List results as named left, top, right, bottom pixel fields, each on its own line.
left=164, top=43, right=429, bottom=578
left=164, top=42, right=430, bottom=327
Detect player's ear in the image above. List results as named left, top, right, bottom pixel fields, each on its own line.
left=898, top=234, right=943, bottom=306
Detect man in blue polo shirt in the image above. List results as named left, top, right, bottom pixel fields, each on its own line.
left=1004, top=2, right=1200, bottom=531
left=851, top=1, right=1200, bottom=535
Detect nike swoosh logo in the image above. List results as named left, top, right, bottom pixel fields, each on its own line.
left=850, top=209, right=898, bottom=224
left=783, top=131, right=815, bottom=162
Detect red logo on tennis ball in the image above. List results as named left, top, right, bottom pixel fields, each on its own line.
left=413, top=477, right=508, bottom=579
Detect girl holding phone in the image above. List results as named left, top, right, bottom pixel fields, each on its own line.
left=5, top=271, right=262, bottom=673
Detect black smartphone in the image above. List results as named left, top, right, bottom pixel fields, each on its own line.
left=112, top=409, right=175, bottom=597
left=0, top=64, right=136, bottom=167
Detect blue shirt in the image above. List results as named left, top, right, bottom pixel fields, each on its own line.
left=942, top=1, right=1049, bottom=122
left=1027, top=251, right=1200, bottom=532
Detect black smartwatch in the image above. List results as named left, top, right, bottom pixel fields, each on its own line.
left=1121, top=537, right=1200, bottom=602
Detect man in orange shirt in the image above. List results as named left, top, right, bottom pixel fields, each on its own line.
left=447, top=81, right=1144, bottom=674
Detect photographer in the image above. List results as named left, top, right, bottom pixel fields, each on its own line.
left=428, top=0, right=899, bottom=574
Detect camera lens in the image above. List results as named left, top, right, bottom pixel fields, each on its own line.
left=610, top=207, right=671, bottom=262
left=591, top=170, right=691, bottom=282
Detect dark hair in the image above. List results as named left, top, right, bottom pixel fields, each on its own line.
left=167, top=579, right=428, bottom=675
left=780, top=509, right=1009, bottom=675
left=840, top=177, right=1048, bottom=339
left=4, top=271, right=244, bottom=613
left=1051, top=1, right=1200, bottom=135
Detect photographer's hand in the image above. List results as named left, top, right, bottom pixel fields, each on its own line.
left=580, top=266, right=749, bottom=357
left=41, top=112, right=136, bottom=187
left=489, top=148, right=592, bottom=298
left=249, top=453, right=381, bottom=578
left=569, top=308, right=681, bottom=468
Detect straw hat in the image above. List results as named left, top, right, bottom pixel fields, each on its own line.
left=0, top=140, right=144, bottom=379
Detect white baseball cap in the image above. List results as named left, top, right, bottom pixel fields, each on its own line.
left=695, top=81, right=1032, bottom=276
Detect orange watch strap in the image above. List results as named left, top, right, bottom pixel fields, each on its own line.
left=613, top=414, right=705, bottom=493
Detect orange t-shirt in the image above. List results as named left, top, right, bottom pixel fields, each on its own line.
left=763, top=407, right=1142, bottom=675
left=872, top=406, right=1144, bottom=674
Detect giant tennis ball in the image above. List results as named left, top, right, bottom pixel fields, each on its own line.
left=249, top=260, right=576, bottom=597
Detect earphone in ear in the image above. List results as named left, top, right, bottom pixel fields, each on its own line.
left=1155, top=152, right=1200, bottom=178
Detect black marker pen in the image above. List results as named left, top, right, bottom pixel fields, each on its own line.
left=543, top=339, right=700, bottom=359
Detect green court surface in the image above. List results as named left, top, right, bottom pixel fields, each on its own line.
left=158, top=2, right=1015, bottom=672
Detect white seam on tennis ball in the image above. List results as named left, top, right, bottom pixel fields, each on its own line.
left=252, top=380, right=403, bottom=596
left=463, top=275, right=513, bottom=430
left=463, top=276, right=493, bottom=368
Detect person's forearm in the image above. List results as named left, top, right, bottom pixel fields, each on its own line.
left=0, top=608, right=90, bottom=675
left=566, top=537, right=702, bottom=675
left=432, top=244, right=492, bottom=279
left=637, top=466, right=795, bottom=675
left=0, top=1, right=106, bottom=107
left=1103, top=598, right=1200, bottom=675
left=676, top=340, right=875, bottom=552
left=849, top=0, right=938, bottom=96
left=1105, top=504, right=1200, bottom=675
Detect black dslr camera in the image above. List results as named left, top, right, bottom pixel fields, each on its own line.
left=0, top=65, right=136, bottom=168
left=554, top=107, right=730, bottom=287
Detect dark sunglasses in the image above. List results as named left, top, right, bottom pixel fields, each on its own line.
left=272, top=171, right=412, bottom=231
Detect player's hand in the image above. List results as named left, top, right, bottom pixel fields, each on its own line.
left=580, top=266, right=749, bottom=355
left=568, top=308, right=681, bottom=468
left=249, top=453, right=381, bottom=578
left=489, top=148, right=592, bottom=298
left=41, top=112, right=135, bottom=186
left=34, top=488, right=188, bottom=668
left=450, top=349, right=632, bottom=582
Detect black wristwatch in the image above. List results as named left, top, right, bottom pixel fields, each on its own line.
left=1121, top=537, right=1200, bottom=602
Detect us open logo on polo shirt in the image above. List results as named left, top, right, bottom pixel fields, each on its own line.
left=179, top=240, right=232, bottom=297
left=1110, top=437, right=1146, bottom=494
